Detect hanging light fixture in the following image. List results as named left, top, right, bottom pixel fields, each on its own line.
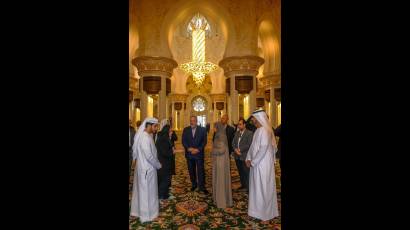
left=180, top=13, right=217, bottom=87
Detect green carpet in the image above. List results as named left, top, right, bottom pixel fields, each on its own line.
left=129, top=144, right=281, bottom=230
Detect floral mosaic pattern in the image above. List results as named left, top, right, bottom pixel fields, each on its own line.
left=129, top=141, right=281, bottom=229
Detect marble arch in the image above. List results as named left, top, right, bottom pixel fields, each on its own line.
left=162, top=0, right=236, bottom=95
left=161, top=0, right=236, bottom=60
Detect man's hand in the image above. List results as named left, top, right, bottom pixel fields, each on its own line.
left=235, top=148, right=241, bottom=156
left=188, top=147, right=193, bottom=152
left=245, top=160, right=251, bottom=168
left=191, top=148, right=199, bottom=154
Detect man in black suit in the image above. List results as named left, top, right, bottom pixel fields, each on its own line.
left=182, top=116, right=208, bottom=194
left=213, top=114, right=235, bottom=156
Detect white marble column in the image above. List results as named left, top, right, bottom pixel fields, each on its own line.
left=178, top=106, right=182, bottom=130
left=230, top=75, right=239, bottom=124
left=227, top=93, right=232, bottom=121
left=132, top=56, right=177, bottom=122
left=219, top=56, right=264, bottom=125
left=179, top=107, right=184, bottom=130
left=158, top=76, right=166, bottom=121
left=171, top=102, right=175, bottom=129
left=185, top=104, right=190, bottom=129
left=213, top=101, right=217, bottom=123
left=140, top=78, right=148, bottom=120
left=249, top=76, right=257, bottom=114
left=165, top=98, right=169, bottom=120
left=224, top=101, right=227, bottom=117
left=180, top=107, right=184, bottom=129
left=129, top=67, right=138, bottom=126
left=175, top=110, right=179, bottom=130
left=131, top=100, right=136, bottom=125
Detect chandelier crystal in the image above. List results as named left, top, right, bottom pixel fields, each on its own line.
left=180, top=14, right=217, bottom=87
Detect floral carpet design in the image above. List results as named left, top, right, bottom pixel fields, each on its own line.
left=129, top=140, right=281, bottom=230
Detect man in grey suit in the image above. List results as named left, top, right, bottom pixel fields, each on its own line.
left=232, top=118, right=254, bottom=191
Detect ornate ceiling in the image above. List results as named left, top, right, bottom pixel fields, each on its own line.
left=129, top=0, right=281, bottom=93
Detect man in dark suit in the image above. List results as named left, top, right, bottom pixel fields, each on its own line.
left=182, top=116, right=208, bottom=194
left=232, top=118, right=254, bottom=191
left=213, top=114, right=235, bottom=156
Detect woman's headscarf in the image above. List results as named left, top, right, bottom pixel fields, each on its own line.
left=158, top=124, right=171, bottom=140
left=159, top=119, right=170, bottom=131
left=212, top=122, right=228, bottom=156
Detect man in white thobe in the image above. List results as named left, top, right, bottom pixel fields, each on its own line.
left=130, top=117, right=162, bottom=223
left=245, top=109, right=279, bottom=221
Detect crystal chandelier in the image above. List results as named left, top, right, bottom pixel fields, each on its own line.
left=180, top=14, right=217, bottom=87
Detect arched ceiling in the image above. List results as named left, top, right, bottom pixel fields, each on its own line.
left=259, top=18, right=281, bottom=75
left=130, top=0, right=281, bottom=93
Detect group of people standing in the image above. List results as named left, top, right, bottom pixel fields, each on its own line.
left=129, top=109, right=281, bottom=223
left=209, top=111, right=280, bottom=221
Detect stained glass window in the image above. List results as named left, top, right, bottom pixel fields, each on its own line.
left=186, top=13, right=211, bottom=37
left=193, top=97, right=206, bottom=112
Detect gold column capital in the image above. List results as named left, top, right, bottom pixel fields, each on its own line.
left=132, top=56, right=178, bottom=78
left=209, top=93, right=227, bottom=102
left=219, top=55, right=264, bottom=77
left=168, top=93, right=189, bottom=103
left=260, top=73, right=281, bottom=89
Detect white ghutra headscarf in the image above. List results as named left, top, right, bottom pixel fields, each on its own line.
left=132, top=117, right=158, bottom=160
left=251, top=109, right=278, bottom=155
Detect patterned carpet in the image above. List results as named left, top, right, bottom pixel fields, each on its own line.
left=129, top=137, right=281, bottom=230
